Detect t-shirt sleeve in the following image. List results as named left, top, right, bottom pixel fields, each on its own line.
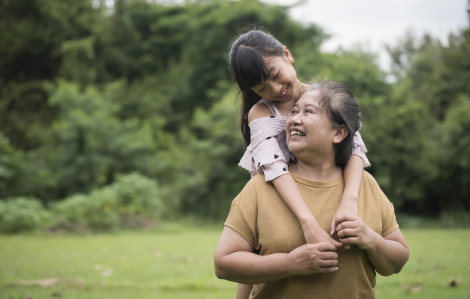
left=352, top=131, right=371, bottom=167
left=370, top=176, right=399, bottom=236
left=224, top=177, right=260, bottom=248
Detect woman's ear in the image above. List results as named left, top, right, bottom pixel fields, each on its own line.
left=333, top=125, right=348, bottom=144
left=283, top=46, right=294, bottom=63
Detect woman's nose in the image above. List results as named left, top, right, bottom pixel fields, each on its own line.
left=293, top=114, right=302, bottom=124
left=289, top=113, right=302, bottom=125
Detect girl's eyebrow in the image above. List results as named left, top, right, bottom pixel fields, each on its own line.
left=254, top=68, right=277, bottom=92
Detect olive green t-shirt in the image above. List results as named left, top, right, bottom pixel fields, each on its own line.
left=225, top=170, right=399, bottom=299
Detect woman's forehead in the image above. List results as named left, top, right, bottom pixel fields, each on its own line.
left=297, top=90, right=321, bottom=105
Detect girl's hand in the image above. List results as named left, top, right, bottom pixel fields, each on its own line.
left=330, top=196, right=358, bottom=249
left=335, top=215, right=375, bottom=250
left=302, top=218, right=342, bottom=247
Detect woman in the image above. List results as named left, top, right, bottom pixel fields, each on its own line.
left=214, top=80, right=409, bottom=299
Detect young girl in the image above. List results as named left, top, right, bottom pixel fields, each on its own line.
left=228, top=29, right=370, bottom=298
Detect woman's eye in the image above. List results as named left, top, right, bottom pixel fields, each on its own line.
left=273, top=71, right=280, bottom=79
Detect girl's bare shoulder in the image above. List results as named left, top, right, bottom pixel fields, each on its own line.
left=248, top=101, right=274, bottom=122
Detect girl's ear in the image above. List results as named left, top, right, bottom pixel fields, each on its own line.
left=283, top=46, right=294, bottom=63
left=333, top=125, right=348, bottom=144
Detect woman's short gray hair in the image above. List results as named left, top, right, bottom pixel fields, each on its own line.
left=304, top=80, right=362, bottom=166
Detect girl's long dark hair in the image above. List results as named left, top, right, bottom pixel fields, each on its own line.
left=228, top=29, right=285, bottom=146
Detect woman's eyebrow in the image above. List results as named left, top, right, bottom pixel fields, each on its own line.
left=304, top=103, right=320, bottom=109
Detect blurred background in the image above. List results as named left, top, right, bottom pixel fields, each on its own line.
left=0, top=0, right=469, bottom=233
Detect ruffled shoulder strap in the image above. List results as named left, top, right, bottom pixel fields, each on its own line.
left=259, top=99, right=280, bottom=116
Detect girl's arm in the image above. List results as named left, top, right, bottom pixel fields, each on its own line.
left=330, top=155, right=363, bottom=235
left=237, top=284, right=252, bottom=299
left=330, top=129, right=370, bottom=237
left=273, top=174, right=341, bottom=246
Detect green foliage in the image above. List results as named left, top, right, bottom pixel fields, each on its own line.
left=436, top=94, right=470, bottom=210
left=0, top=0, right=469, bottom=223
left=172, top=87, right=248, bottom=219
left=0, top=197, right=51, bottom=233
left=298, top=49, right=388, bottom=98
left=111, top=172, right=164, bottom=219
left=52, top=193, right=119, bottom=231
left=51, top=172, right=163, bottom=231
left=38, top=80, right=157, bottom=198
left=377, top=28, right=470, bottom=214
left=0, top=132, right=23, bottom=198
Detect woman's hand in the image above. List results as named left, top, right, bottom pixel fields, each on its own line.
left=335, top=215, right=375, bottom=250
left=287, top=242, right=339, bottom=276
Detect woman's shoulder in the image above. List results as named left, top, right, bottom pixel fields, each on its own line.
left=248, top=101, right=275, bottom=122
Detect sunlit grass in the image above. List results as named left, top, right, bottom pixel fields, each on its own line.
left=1, top=222, right=469, bottom=298
left=376, top=229, right=470, bottom=299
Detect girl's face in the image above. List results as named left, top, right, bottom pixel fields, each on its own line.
left=285, top=90, right=337, bottom=157
left=251, top=48, right=301, bottom=103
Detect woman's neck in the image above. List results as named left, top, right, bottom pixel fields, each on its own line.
left=289, top=158, right=342, bottom=182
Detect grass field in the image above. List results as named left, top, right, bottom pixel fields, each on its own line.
left=0, top=222, right=469, bottom=298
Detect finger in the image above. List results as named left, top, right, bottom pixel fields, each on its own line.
left=320, top=259, right=338, bottom=269
left=321, top=252, right=339, bottom=260
left=320, top=265, right=338, bottom=272
left=335, top=214, right=356, bottom=225
left=314, top=242, right=337, bottom=252
left=340, top=236, right=359, bottom=246
left=337, top=227, right=357, bottom=239
left=329, top=238, right=342, bottom=248
left=336, top=221, right=356, bottom=234
left=330, top=218, right=336, bottom=235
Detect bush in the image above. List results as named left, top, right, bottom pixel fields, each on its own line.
left=0, top=197, right=51, bottom=233
left=50, top=172, right=162, bottom=232
left=112, top=172, right=163, bottom=218
left=52, top=192, right=119, bottom=231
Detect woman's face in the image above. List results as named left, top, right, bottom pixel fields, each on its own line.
left=285, top=90, right=336, bottom=157
left=250, top=49, right=301, bottom=103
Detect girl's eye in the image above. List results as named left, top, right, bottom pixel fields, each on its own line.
left=273, top=71, right=280, bottom=79
left=290, top=109, right=298, bottom=115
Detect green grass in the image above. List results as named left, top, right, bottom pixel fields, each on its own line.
left=0, top=223, right=469, bottom=298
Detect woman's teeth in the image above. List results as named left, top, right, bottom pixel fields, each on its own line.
left=290, top=130, right=305, bottom=136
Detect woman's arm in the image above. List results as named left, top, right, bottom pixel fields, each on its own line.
left=214, top=226, right=339, bottom=284
left=330, top=155, right=363, bottom=235
left=335, top=216, right=409, bottom=276
left=273, top=174, right=341, bottom=246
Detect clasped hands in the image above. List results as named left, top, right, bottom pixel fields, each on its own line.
left=293, top=202, right=373, bottom=276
